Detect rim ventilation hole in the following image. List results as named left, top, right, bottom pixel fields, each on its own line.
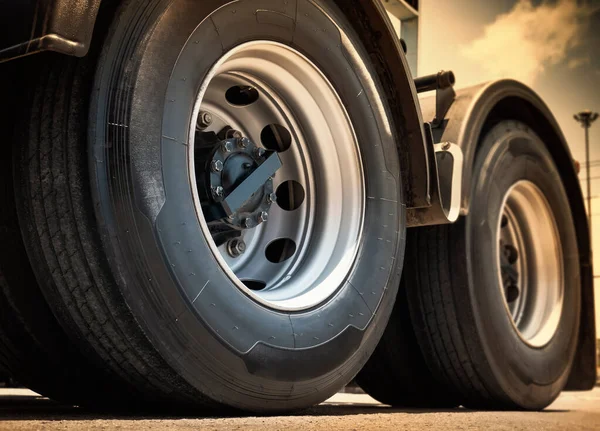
left=265, top=238, right=297, bottom=263
left=242, top=280, right=267, bottom=291
left=261, top=124, right=292, bottom=152
left=276, top=181, right=305, bottom=211
left=225, top=85, right=259, bottom=107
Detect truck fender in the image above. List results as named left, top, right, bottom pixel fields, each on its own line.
left=0, top=0, right=431, bottom=212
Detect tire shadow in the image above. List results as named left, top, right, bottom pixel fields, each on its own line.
left=0, top=391, right=570, bottom=421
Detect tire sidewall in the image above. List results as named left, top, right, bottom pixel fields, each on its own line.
left=466, top=121, right=580, bottom=408
left=90, top=0, right=404, bottom=410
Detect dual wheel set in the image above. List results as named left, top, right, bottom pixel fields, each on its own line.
left=0, top=0, right=579, bottom=412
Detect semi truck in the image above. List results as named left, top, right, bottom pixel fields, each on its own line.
left=0, top=0, right=595, bottom=412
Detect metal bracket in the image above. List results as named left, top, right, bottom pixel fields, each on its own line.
left=414, top=70, right=457, bottom=128
left=433, top=140, right=463, bottom=223
left=407, top=123, right=463, bottom=227
left=0, top=0, right=102, bottom=63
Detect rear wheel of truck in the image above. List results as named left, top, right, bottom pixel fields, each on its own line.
left=404, top=120, right=580, bottom=410
left=355, top=279, right=459, bottom=408
left=10, top=0, right=405, bottom=412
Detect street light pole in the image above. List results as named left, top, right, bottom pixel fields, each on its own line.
left=574, top=110, right=599, bottom=236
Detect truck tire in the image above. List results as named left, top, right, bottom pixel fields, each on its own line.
left=406, top=120, right=580, bottom=410
left=355, top=280, right=458, bottom=407
left=0, top=56, right=149, bottom=409
left=12, top=0, right=405, bottom=412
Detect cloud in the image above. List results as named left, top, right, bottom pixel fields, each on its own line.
left=568, top=56, right=591, bottom=70
left=460, top=0, right=593, bottom=85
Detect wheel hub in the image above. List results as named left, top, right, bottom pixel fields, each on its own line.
left=195, top=131, right=281, bottom=244
left=496, top=180, right=564, bottom=347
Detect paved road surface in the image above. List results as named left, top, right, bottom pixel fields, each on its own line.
left=0, top=387, right=598, bottom=430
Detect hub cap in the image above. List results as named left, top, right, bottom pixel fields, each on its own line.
left=496, top=180, right=564, bottom=347
left=189, top=41, right=365, bottom=311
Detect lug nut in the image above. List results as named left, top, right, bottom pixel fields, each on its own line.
left=244, top=218, right=256, bottom=229
left=258, top=211, right=269, bottom=223
left=227, top=239, right=247, bottom=258
left=211, top=160, right=223, bottom=173
left=267, top=193, right=277, bottom=204
left=197, top=111, right=213, bottom=129
left=222, top=142, right=233, bottom=153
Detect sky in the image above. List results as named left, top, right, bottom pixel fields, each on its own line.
left=407, top=0, right=600, bottom=328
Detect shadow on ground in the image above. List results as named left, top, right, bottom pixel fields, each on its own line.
left=0, top=392, right=570, bottom=421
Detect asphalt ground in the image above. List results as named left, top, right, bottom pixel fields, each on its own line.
left=0, top=387, right=598, bottom=430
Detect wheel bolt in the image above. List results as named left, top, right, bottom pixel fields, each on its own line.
left=223, top=142, right=233, bottom=153
left=198, top=111, right=213, bottom=128
left=244, top=218, right=256, bottom=229
left=258, top=211, right=269, bottom=223
left=211, top=160, right=223, bottom=173
left=227, top=239, right=246, bottom=258
left=267, top=193, right=277, bottom=204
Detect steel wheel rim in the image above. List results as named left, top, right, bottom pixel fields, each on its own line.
left=496, top=180, right=564, bottom=347
left=188, top=41, right=365, bottom=311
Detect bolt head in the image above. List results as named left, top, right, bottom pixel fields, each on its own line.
left=267, top=193, right=277, bottom=204
left=254, top=147, right=266, bottom=158
left=258, top=211, right=269, bottom=223
left=197, top=111, right=213, bottom=128
left=237, top=241, right=246, bottom=253
left=244, top=218, right=256, bottom=229
left=227, top=239, right=246, bottom=258
left=211, top=159, right=223, bottom=173
left=223, top=142, right=233, bottom=153
left=212, top=186, right=224, bottom=199
left=238, top=138, right=248, bottom=148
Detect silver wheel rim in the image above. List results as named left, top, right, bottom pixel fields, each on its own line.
left=496, top=180, right=564, bottom=347
left=188, top=41, right=365, bottom=311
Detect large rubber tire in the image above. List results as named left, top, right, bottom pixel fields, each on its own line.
left=405, top=120, right=580, bottom=410
left=0, top=55, right=147, bottom=409
left=355, top=278, right=458, bottom=407
left=11, top=0, right=405, bottom=412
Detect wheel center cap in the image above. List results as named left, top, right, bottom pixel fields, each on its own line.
left=199, top=135, right=281, bottom=231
